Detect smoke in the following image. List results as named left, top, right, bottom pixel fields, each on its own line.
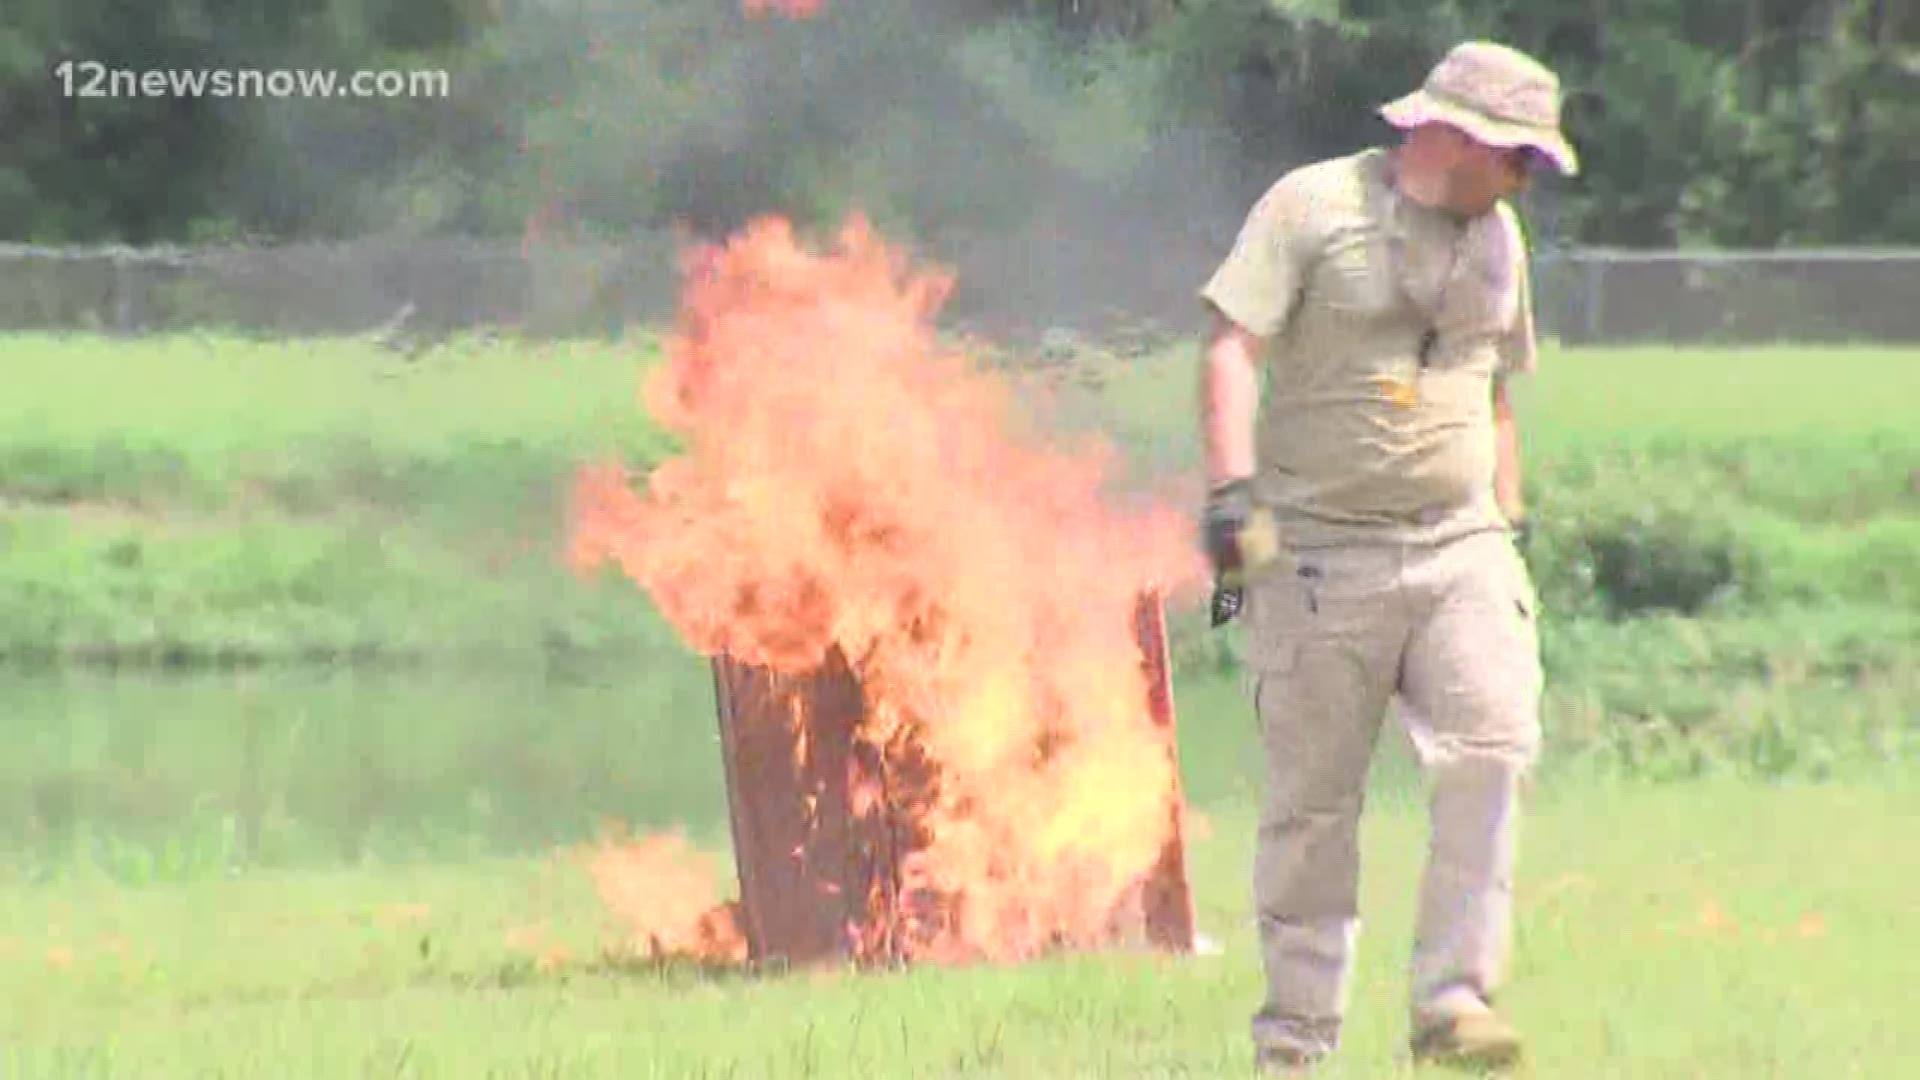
left=195, top=1, right=1292, bottom=347
left=507, top=0, right=1276, bottom=345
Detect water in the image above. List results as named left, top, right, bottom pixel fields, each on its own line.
left=1, top=660, right=1397, bottom=885
left=1, top=661, right=732, bottom=882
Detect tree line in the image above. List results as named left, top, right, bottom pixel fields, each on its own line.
left=3, top=0, right=1917, bottom=249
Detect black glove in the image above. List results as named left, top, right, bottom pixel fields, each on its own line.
left=1203, top=478, right=1256, bottom=579
left=1203, top=478, right=1277, bottom=627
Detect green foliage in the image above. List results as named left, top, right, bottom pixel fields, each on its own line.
left=0, top=333, right=675, bottom=666
left=2, top=334, right=1917, bottom=793
left=1582, top=511, right=1741, bottom=617
left=11, top=0, right=1917, bottom=246
left=1534, top=606, right=1920, bottom=781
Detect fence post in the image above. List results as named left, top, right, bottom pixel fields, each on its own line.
left=1582, top=253, right=1605, bottom=344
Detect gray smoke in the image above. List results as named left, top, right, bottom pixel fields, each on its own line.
left=200, top=1, right=1293, bottom=348
left=571, top=1, right=1278, bottom=345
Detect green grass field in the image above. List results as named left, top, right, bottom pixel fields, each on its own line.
left=2, top=331, right=1918, bottom=1076
left=0, top=333, right=680, bottom=667
left=6, top=773, right=1915, bottom=1078
left=3, top=333, right=1916, bottom=665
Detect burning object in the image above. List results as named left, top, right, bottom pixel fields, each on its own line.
left=572, top=216, right=1204, bottom=967
left=710, top=590, right=1194, bottom=966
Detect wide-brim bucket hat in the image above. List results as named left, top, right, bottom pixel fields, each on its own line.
left=1379, top=40, right=1579, bottom=177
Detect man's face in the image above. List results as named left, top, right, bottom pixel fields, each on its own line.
left=1440, top=128, right=1540, bottom=215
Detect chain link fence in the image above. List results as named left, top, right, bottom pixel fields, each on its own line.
left=1533, top=248, right=1920, bottom=346
left=0, top=236, right=688, bottom=343
left=7, top=238, right=1920, bottom=346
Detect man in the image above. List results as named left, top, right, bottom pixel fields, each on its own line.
left=1197, top=41, right=1578, bottom=1074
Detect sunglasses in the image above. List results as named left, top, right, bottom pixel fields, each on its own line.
left=1500, top=145, right=1554, bottom=177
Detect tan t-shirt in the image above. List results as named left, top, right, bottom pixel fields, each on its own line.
left=1201, top=148, right=1535, bottom=547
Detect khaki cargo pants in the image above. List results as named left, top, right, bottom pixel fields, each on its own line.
left=1241, top=528, right=1543, bottom=1057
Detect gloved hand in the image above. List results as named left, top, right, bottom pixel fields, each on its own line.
left=1203, top=478, right=1278, bottom=626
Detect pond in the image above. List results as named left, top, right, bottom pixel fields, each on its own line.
left=2, top=659, right=1286, bottom=886
left=2, top=661, right=732, bottom=882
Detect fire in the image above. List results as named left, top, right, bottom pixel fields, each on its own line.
left=582, top=829, right=747, bottom=964
left=743, top=0, right=822, bottom=18
left=572, top=214, right=1204, bottom=965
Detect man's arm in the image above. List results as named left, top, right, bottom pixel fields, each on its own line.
left=1195, top=173, right=1298, bottom=624
left=1202, top=310, right=1264, bottom=485
left=1492, top=376, right=1524, bottom=523
left=1198, top=172, right=1306, bottom=486
left=1491, top=204, right=1534, bottom=527
left=1200, top=311, right=1271, bottom=626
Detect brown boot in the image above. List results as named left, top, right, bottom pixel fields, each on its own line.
left=1409, top=1008, right=1524, bottom=1072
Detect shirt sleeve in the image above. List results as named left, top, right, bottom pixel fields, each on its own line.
left=1199, top=175, right=1312, bottom=339
left=1495, top=207, right=1538, bottom=377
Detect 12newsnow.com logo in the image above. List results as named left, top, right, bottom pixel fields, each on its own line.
left=54, top=60, right=452, bottom=100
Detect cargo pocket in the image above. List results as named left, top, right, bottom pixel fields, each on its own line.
left=1509, top=544, right=1540, bottom=624
left=1242, top=577, right=1310, bottom=675
left=1503, top=541, right=1546, bottom=699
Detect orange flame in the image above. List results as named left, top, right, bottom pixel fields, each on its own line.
left=581, top=829, right=747, bottom=964
left=743, top=0, right=823, bottom=17
left=573, top=214, right=1203, bottom=964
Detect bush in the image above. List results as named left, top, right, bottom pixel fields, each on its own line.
left=1520, top=437, right=1920, bottom=619
left=1536, top=608, right=1920, bottom=781
left=1583, top=511, right=1742, bottom=616
left=1520, top=447, right=1754, bottom=618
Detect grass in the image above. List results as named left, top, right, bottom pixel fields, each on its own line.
left=2, top=335, right=1917, bottom=656
left=3, top=748, right=1915, bottom=1078
left=0, top=331, right=661, bottom=457
left=2, top=332, right=1918, bottom=1074
left=0, top=332, right=677, bottom=666
left=0, top=332, right=1915, bottom=771
left=1512, top=344, right=1920, bottom=444
left=1085, top=339, right=1920, bottom=442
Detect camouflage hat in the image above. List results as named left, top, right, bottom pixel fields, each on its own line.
left=1380, top=41, right=1578, bottom=176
